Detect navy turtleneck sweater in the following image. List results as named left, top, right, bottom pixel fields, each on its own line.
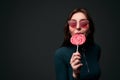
left=54, top=43, right=101, bottom=80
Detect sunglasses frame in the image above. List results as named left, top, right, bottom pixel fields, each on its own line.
left=68, top=19, right=89, bottom=28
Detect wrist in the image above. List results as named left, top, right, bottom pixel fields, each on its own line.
left=73, top=72, right=77, bottom=78
left=73, top=72, right=80, bottom=78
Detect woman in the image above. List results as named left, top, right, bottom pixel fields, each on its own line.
left=54, top=8, right=101, bottom=80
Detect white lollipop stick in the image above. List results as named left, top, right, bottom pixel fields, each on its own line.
left=76, top=45, right=79, bottom=52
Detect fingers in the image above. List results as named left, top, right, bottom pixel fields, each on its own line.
left=73, top=63, right=83, bottom=70
left=71, top=56, right=81, bottom=63
left=70, top=52, right=81, bottom=64
left=71, top=62, right=83, bottom=71
left=70, top=52, right=83, bottom=71
left=73, top=51, right=81, bottom=57
left=72, top=59, right=81, bottom=65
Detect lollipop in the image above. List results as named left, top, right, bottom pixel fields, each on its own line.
left=70, top=34, right=86, bottom=52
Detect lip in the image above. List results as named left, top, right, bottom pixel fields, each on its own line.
left=75, top=32, right=84, bottom=34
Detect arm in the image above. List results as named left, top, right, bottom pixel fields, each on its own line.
left=95, top=44, right=101, bottom=61
left=70, top=51, right=82, bottom=80
left=54, top=51, right=68, bottom=80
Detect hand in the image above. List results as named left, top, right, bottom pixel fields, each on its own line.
left=70, top=51, right=83, bottom=78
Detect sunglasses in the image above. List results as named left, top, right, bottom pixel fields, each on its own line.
left=68, top=19, right=89, bottom=28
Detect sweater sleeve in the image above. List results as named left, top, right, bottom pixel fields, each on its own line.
left=54, top=50, right=68, bottom=80
left=96, top=45, right=101, bottom=61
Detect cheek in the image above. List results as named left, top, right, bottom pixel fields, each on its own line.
left=69, top=27, right=75, bottom=36
left=83, top=24, right=89, bottom=30
left=81, top=25, right=89, bottom=33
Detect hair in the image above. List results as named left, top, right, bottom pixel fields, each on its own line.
left=61, top=8, right=95, bottom=47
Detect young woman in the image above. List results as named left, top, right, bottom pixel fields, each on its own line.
left=54, top=8, right=101, bottom=80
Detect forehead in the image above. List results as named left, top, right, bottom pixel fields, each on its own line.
left=71, top=12, right=87, bottom=20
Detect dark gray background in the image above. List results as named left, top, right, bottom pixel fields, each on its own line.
left=1, top=0, right=120, bottom=80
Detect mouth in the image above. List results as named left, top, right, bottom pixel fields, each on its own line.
left=74, top=33, right=86, bottom=37
left=75, top=32, right=84, bottom=34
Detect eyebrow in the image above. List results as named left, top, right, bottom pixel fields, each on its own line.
left=70, top=19, right=88, bottom=21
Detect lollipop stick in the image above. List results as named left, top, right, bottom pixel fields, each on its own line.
left=76, top=45, right=79, bottom=52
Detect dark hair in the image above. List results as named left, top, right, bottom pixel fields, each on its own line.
left=61, top=8, right=95, bottom=47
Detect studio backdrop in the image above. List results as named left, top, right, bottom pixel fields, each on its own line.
left=1, top=0, right=120, bottom=80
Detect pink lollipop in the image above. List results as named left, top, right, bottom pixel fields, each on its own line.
left=70, top=34, right=86, bottom=52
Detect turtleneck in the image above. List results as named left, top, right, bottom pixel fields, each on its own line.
left=54, top=43, right=101, bottom=80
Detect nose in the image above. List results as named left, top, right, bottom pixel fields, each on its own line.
left=76, top=27, right=81, bottom=30
left=76, top=23, right=81, bottom=30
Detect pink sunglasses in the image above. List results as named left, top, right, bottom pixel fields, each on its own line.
left=68, top=19, right=89, bottom=28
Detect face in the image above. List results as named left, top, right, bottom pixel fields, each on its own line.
left=68, top=12, right=89, bottom=36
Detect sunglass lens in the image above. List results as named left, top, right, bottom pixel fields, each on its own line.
left=80, top=20, right=89, bottom=28
left=68, top=20, right=76, bottom=28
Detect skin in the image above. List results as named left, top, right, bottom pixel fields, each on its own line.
left=69, top=12, right=89, bottom=36
left=69, top=12, right=89, bottom=78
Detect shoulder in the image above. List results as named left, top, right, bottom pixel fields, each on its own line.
left=54, top=47, right=72, bottom=64
left=86, top=43, right=101, bottom=53
left=54, top=46, right=75, bottom=59
left=93, top=43, right=101, bottom=52
left=54, top=47, right=70, bottom=57
left=92, top=43, right=101, bottom=60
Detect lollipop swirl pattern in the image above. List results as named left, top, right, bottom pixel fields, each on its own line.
left=70, top=34, right=86, bottom=45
